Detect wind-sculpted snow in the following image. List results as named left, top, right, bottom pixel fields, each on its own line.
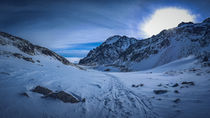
left=79, top=18, right=210, bottom=71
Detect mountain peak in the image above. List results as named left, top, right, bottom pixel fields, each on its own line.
left=177, top=21, right=194, bottom=27
left=104, top=35, right=122, bottom=44
left=202, top=17, right=210, bottom=23
left=104, top=35, right=137, bottom=45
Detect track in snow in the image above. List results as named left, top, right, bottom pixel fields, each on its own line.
left=84, top=73, right=158, bottom=118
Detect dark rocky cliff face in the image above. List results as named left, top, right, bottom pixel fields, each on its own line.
left=79, top=18, right=210, bottom=71
left=0, top=32, right=72, bottom=65
left=79, top=35, right=138, bottom=66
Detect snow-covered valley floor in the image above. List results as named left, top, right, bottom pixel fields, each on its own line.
left=0, top=55, right=210, bottom=118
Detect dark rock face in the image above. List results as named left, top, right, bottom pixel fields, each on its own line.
left=203, top=17, right=210, bottom=23
left=35, top=46, right=71, bottom=65
left=79, top=35, right=138, bottom=66
left=0, top=32, right=72, bottom=65
left=13, top=53, right=35, bottom=63
left=178, top=22, right=193, bottom=27
left=0, top=32, right=36, bottom=55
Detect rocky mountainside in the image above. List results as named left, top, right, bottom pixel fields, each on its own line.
left=0, top=32, right=81, bottom=68
left=79, top=35, right=138, bottom=66
left=79, top=18, right=210, bottom=71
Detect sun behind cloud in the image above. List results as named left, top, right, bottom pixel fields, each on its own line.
left=141, top=7, right=196, bottom=37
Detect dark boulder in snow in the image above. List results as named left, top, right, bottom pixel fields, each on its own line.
left=173, top=98, right=181, bottom=103
left=132, top=84, right=144, bottom=88
left=20, top=92, right=29, bottom=97
left=32, top=86, right=53, bottom=95
left=174, top=90, right=179, bottom=93
left=181, top=81, right=195, bottom=86
left=46, top=91, right=80, bottom=103
left=32, top=86, right=82, bottom=103
left=153, top=90, right=168, bottom=94
left=172, top=83, right=179, bottom=87
left=104, top=68, right=110, bottom=71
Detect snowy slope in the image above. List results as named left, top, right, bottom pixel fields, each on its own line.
left=0, top=32, right=81, bottom=68
left=110, top=56, right=210, bottom=118
left=0, top=32, right=155, bottom=118
left=0, top=32, right=210, bottom=118
left=79, top=18, right=210, bottom=72
left=0, top=50, right=156, bottom=118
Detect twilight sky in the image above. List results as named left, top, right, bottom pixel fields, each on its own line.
left=0, top=0, right=210, bottom=58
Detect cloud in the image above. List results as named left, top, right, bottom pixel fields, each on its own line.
left=140, top=7, right=196, bottom=37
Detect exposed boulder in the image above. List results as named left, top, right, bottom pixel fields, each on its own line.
left=174, top=90, right=179, bottom=93
left=153, top=90, right=168, bottom=94
left=20, top=92, right=29, bottom=97
left=181, top=81, right=195, bottom=86
left=32, top=86, right=52, bottom=95
left=46, top=91, right=80, bottom=103
left=132, top=84, right=144, bottom=88
left=32, top=86, right=83, bottom=103
left=173, top=98, right=181, bottom=103
left=172, top=83, right=179, bottom=87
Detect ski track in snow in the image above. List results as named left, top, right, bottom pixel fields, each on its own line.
left=85, top=73, right=158, bottom=118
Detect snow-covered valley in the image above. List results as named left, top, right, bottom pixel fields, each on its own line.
left=0, top=47, right=210, bottom=118
left=0, top=18, right=210, bottom=118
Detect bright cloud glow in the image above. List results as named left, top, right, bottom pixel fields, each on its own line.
left=141, top=7, right=196, bottom=37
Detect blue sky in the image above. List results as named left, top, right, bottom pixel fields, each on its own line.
left=0, top=0, right=210, bottom=58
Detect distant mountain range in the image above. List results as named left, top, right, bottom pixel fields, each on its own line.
left=79, top=18, right=210, bottom=71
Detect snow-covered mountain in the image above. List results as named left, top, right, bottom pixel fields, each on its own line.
left=79, top=35, right=138, bottom=66
left=0, top=21, right=210, bottom=118
left=79, top=18, right=210, bottom=71
left=0, top=32, right=83, bottom=69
